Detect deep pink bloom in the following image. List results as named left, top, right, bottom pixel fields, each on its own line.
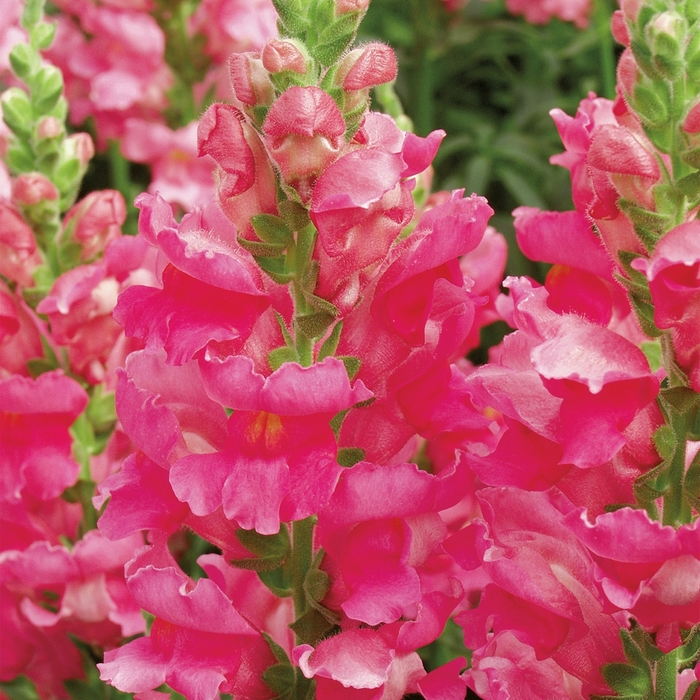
left=0, top=282, right=45, bottom=378
left=564, top=507, right=700, bottom=629
left=633, top=221, right=700, bottom=391
left=454, top=488, right=625, bottom=697
left=0, top=371, right=87, bottom=505
left=169, top=354, right=372, bottom=534
left=98, top=538, right=276, bottom=700
left=114, top=194, right=269, bottom=365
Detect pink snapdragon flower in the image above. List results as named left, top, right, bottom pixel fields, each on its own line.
left=633, top=221, right=700, bottom=391
left=0, top=371, right=87, bottom=506
left=0, top=202, right=43, bottom=287
left=504, top=0, right=591, bottom=28
left=98, top=536, right=277, bottom=700
left=122, top=120, right=216, bottom=212
left=169, top=354, right=372, bottom=534
left=0, top=282, right=45, bottom=378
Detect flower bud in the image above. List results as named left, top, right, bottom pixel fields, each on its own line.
left=63, top=190, right=126, bottom=260
left=36, top=116, right=63, bottom=140
left=683, top=100, right=700, bottom=134
left=335, top=0, right=370, bottom=13
left=611, top=10, right=630, bottom=46
left=13, top=172, right=59, bottom=206
left=263, top=86, right=346, bottom=202
left=262, top=39, right=308, bottom=75
left=229, top=53, right=275, bottom=108
left=65, top=132, right=95, bottom=167
left=337, top=43, right=397, bottom=92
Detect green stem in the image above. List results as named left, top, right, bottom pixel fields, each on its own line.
left=292, top=223, right=318, bottom=366
left=594, top=0, right=616, bottom=100
left=291, top=517, right=315, bottom=621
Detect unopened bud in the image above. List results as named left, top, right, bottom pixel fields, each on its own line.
left=611, top=11, right=630, bottom=46
left=63, top=190, right=126, bottom=260
left=229, top=53, right=275, bottom=107
left=65, top=132, right=95, bottom=166
left=37, top=116, right=62, bottom=140
left=13, top=172, right=59, bottom=206
left=262, top=39, right=308, bottom=75
left=335, top=0, right=370, bottom=13
left=684, top=100, right=700, bottom=134
left=338, top=43, right=397, bottom=92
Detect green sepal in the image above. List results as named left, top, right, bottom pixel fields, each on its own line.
left=272, top=0, right=308, bottom=39
left=251, top=213, right=295, bottom=246
left=21, top=0, right=44, bottom=28
left=86, top=386, right=117, bottom=438
left=252, top=104, right=270, bottom=127
left=264, top=631, right=292, bottom=665
left=231, top=525, right=291, bottom=572
left=652, top=424, right=676, bottom=460
left=632, top=84, right=668, bottom=129
left=289, top=608, right=337, bottom=645
left=0, top=676, right=40, bottom=700
left=238, top=236, right=287, bottom=258
left=678, top=625, right=700, bottom=667
left=275, top=311, right=295, bottom=347
left=652, top=53, right=684, bottom=81
left=338, top=355, right=361, bottom=380
left=618, top=198, right=670, bottom=234
left=30, top=21, right=56, bottom=51
left=631, top=38, right=661, bottom=81
left=53, top=157, right=81, bottom=197
left=304, top=566, right=330, bottom=605
left=640, top=340, right=662, bottom=372
left=296, top=311, right=336, bottom=339
left=268, top=345, right=301, bottom=371
left=1, top=88, right=33, bottom=138
left=311, top=12, right=360, bottom=66
left=627, top=293, right=661, bottom=337
left=317, top=321, right=343, bottom=361
left=653, top=183, right=685, bottom=220
left=337, top=447, right=365, bottom=467
left=5, top=140, right=35, bottom=175
left=31, top=65, right=64, bottom=114
left=676, top=171, right=700, bottom=201
left=256, top=255, right=294, bottom=284
left=600, top=663, right=652, bottom=697
left=307, top=0, right=335, bottom=36
left=258, top=566, right=293, bottom=597
left=680, top=147, right=700, bottom=169
left=279, top=199, right=311, bottom=231
left=330, top=408, right=349, bottom=438
left=262, top=664, right=295, bottom=699
left=681, top=683, right=700, bottom=700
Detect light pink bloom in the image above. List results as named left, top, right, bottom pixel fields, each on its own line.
left=505, top=0, right=591, bottom=28
left=122, top=120, right=216, bottom=211
left=0, top=203, right=42, bottom=287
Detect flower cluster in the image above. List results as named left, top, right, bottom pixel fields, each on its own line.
left=1, top=0, right=699, bottom=699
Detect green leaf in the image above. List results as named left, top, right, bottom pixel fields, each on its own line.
left=31, top=65, right=64, bottom=114
left=676, top=171, right=700, bottom=201
left=290, top=608, right=337, bottom=645
left=296, top=311, right=335, bottom=339
left=1, top=88, right=33, bottom=138
left=53, top=157, right=81, bottom=194
left=237, top=236, right=287, bottom=258
left=30, top=21, right=56, bottom=51
left=641, top=340, right=662, bottom=373
left=318, top=321, right=343, bottom=361
left=9, top=42, right=39, bottom=82
left=268, top=345, right=300, bottom=371
left=256, top=256, right=294, bottom=284
left=231, top=526, right=291, bottom=572
left=21, top=0, right=44, bottom=28
left=304, top=567, right=330, bottom=604
left=680, top=147, right=700, bottom=169
left=263, top=664, right=296, bottom=698
left=632, top=84, right=668, bottom=129
left=258, top=566, right=293, bottom=597
left=0, top=676, right=40, bottom=700
left=251, top=214, right=294, bottom=246
left=311, top=12, right=360, bottom=65
left=272, top=0, right=308, bottom=38
left=601, top=663, right=652, bottom=697
left=278, top=199, right=311, bottom=231
left=337, top=447, right=365, bottom=467
left=338, top=355, right=361, bottom=380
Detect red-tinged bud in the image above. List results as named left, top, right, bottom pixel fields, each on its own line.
left=263, top=86, right=346, bottom=202
left=228, top=53, right=274, bottom=107
left=611, top=10, right=630, bottom=46
left=617, top=48, right=639, bottom=98
left=66, top=132, right=95, bottom=166
left=198, top=103, right=257, bottom=196
left=335, top=0, right=370, bottom=13
left=262, top=39, right=308, bottom=75
left=63, top=190, right=126, bottom=260
left=0, top=204, right=41, bottom=286
left=587, top=125, right=659, bottom=180
left=13, top=173, right=59, bottom=206
left=338, top=43, right=397, bottom=91
left=37, top=116, right=63, bottom=140
left=684, top=100, right=700, bottom=134
left=619, top=0, right=642, bottom=22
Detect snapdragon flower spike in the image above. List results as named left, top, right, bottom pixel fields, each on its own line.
left=262, top=86, right=347, bottom=203
left=169, top=354, right=372, bottom=534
